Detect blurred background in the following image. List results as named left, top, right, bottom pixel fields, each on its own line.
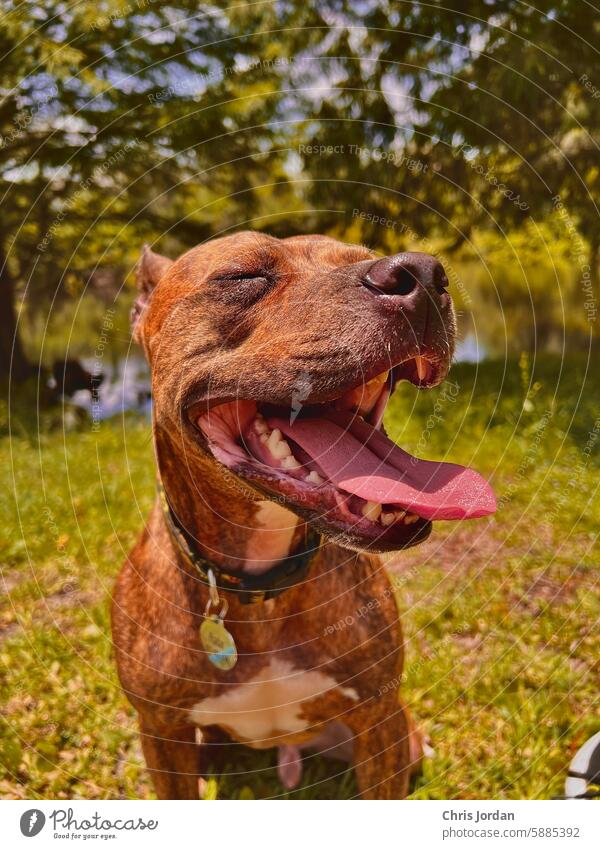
left=1, top=2, right=598, bottom=800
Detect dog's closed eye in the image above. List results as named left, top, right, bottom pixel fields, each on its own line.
left=208, top=270, right=276, bottom=307
left=215, top=272, right=269, bottom=282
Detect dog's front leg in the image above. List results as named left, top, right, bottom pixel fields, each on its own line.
left=139, top=721, right=201, bottom=799
left=350, top=698, right=413, bottom=800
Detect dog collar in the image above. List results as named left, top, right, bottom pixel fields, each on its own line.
left=158, top=482, right=321, bottom=605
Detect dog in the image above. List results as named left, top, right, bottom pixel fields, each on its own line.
left=112, top=231, right=495, bottom=799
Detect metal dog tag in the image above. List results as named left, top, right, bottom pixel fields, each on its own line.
left=200, top=615, right=238, bottom=671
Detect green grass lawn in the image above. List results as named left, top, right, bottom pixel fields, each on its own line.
left=1, top=355, right=598, bottom=799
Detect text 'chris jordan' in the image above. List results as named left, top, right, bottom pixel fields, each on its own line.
left=442, top=810, right=515, bottom=823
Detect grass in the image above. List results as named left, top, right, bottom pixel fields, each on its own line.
left=0, top=355, right=598, bottom=799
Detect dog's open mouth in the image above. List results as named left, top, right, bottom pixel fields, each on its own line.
left=193, top=359, right=496, bottom=551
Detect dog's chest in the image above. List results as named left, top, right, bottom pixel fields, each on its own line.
left=189, top=658, right=358, bottom=748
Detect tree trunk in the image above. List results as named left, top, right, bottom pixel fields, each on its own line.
left=0, top=242, right=31, bottom=384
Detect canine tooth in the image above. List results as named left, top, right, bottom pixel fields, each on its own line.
left=259, top=433, right=270, bottom=444
left=415, top=356, right=429, bottom=381
left=395, top=509, right=406, bottom=520
left=380, top=512, right=396, bottom=527
left=361, top=500, right=382, bottom=521
left=267, top=427, right=282, bottom=445
left=282, top=455, right=302, bottom=470
left=267, top=429, right=292, bottom=459
left=306, top=471, right=324, bottom=485
left=339, top=371, right=389, bottom=415
left=404, top=513, right=419, bottom=525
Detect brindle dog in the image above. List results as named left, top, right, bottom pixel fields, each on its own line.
left=112, top=232, right=495, bottom=798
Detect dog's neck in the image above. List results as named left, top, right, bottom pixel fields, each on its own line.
left=155, top=428, right=303, bottom=575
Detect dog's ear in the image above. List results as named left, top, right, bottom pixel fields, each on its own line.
left=131, top=245, right=174, bottom=343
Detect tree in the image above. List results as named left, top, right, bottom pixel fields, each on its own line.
left=3, top=1, right=598, bottom=382
left=289, top=2, right=599, bottom=326
left=0, top=0, right=290, bottom=382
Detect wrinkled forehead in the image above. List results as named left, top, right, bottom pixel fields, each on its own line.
left=178, top=231, right=376, bottom=281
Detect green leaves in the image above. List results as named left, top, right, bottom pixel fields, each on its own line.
left=2, top=2, right=598, bottom=382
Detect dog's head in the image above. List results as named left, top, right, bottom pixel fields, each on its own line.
left=133, top=231, right=495, bottom=553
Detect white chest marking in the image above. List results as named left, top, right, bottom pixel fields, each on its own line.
left=244, top=501, right=299, bottom=575
left=189, top=659, right=359, bottom=746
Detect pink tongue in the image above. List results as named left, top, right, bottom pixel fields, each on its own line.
left=268, top=414, right=496, bottom=521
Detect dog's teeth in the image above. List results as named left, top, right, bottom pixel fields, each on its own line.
left=306, top=471, right=324, bottom=485
left=267, top=428, right=283, bottom=446
left=381, top=510, right=412, bottom=526
left=259, top=433, right=270, bottom=444
left=340, top=370, right=389, bottom=415
left=282, top=455, right=302, bottom=470
left=254, top=415, right=269, bottom=435
left=271, top=441, right=292, bottom=460
left=267, top=429, right=292, bottom=459
left=414, top=356, right=429, bottom=381
left=361, top=500, right=382, bottom=521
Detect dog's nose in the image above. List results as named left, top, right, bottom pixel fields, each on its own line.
left=364, top=252, right=448, bottom=297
